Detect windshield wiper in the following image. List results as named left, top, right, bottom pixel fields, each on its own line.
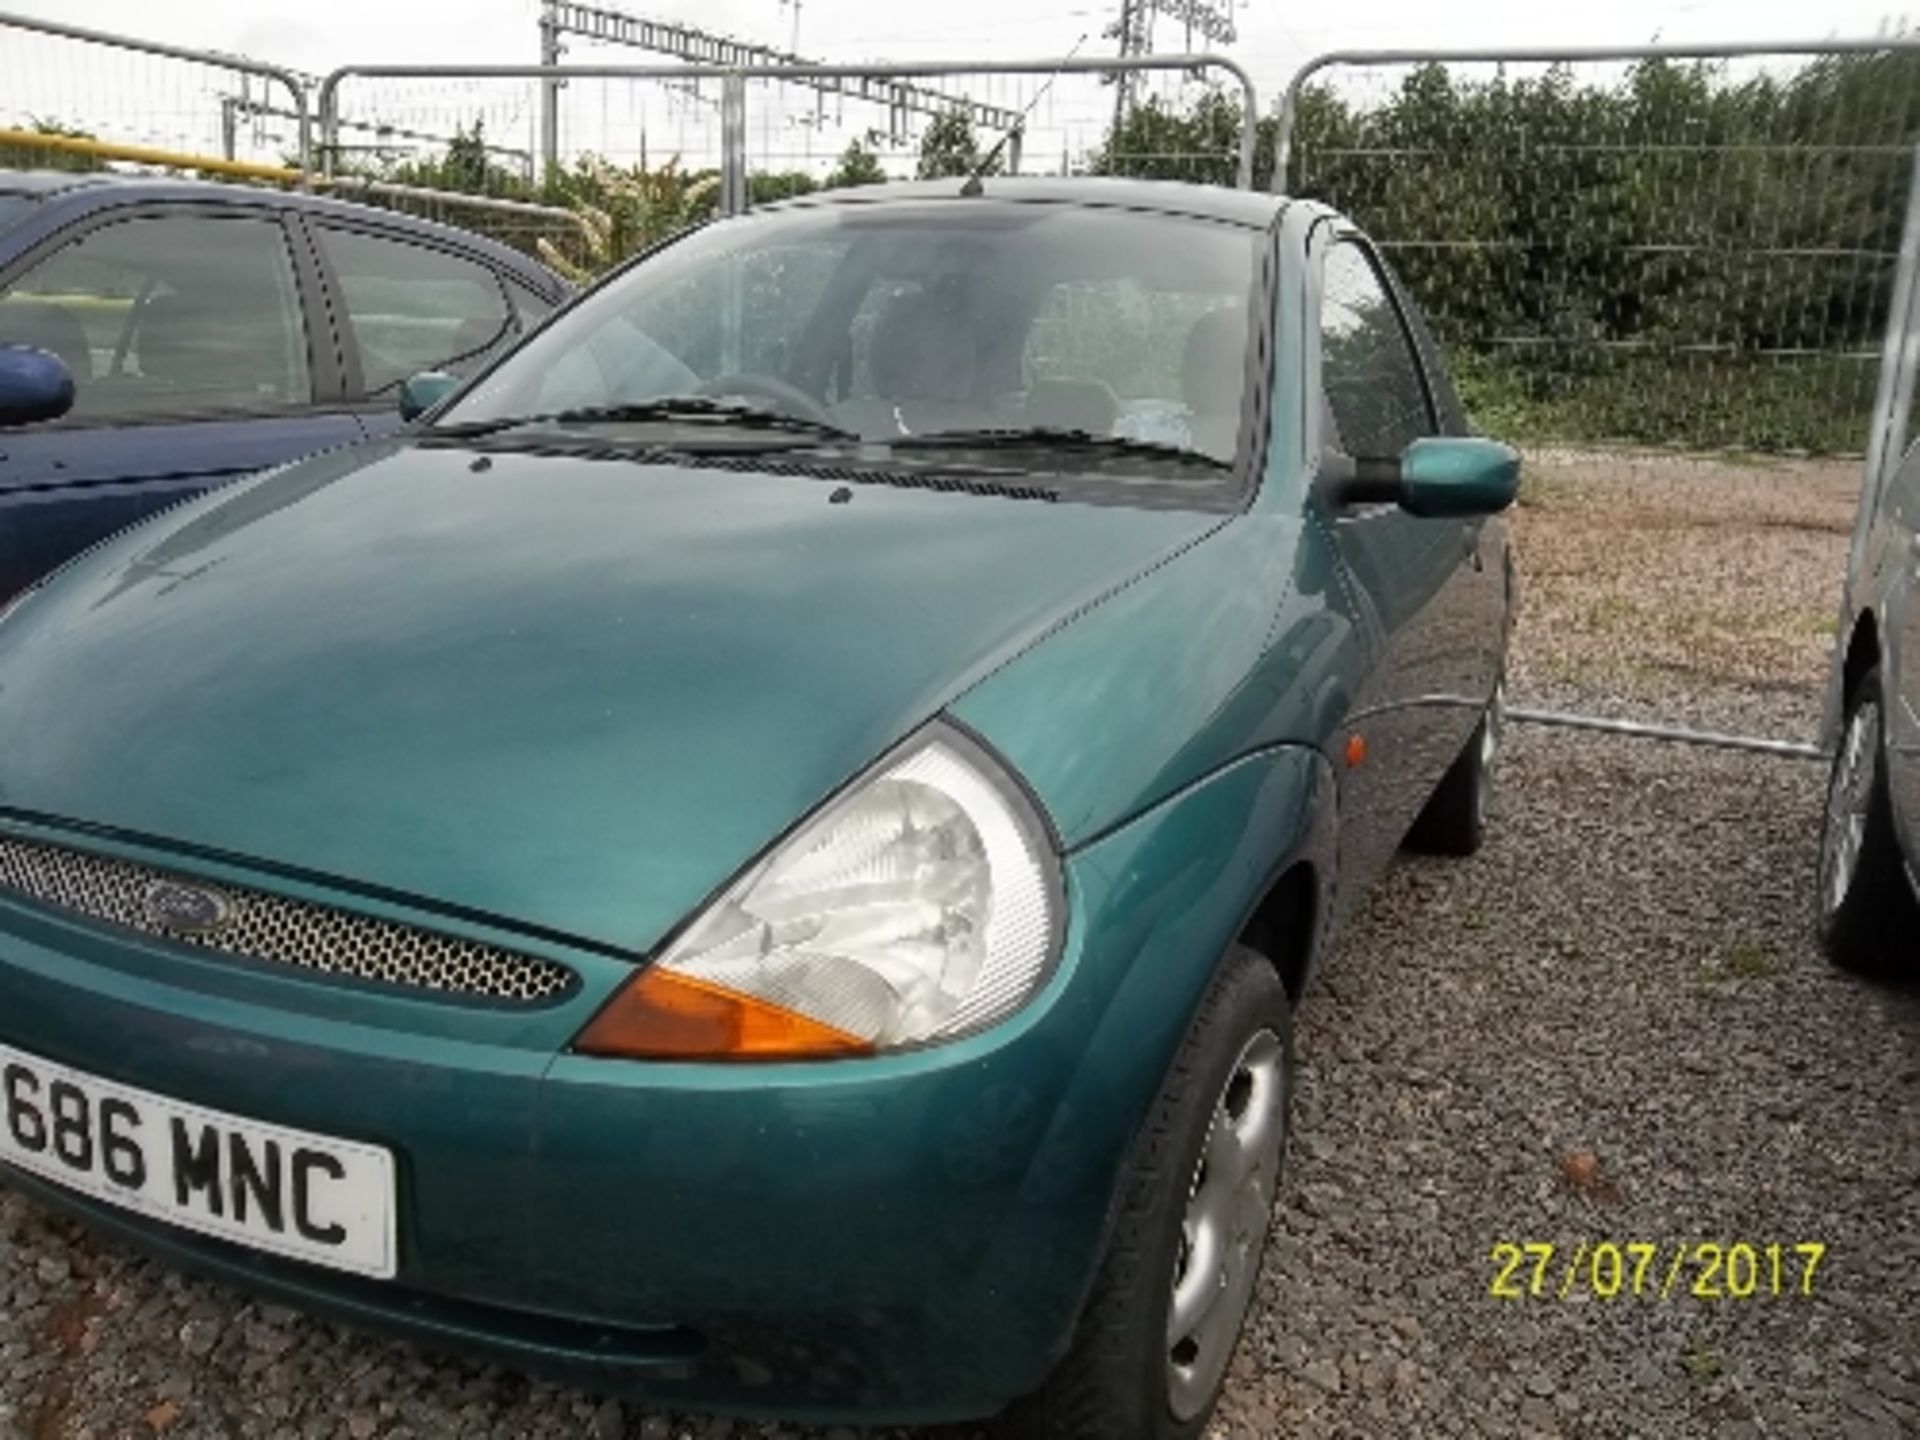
left=888, top=427, right=1232, bottom=470
left=425, top=398, right=859, bottom=445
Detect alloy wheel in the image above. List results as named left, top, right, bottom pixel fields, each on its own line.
left=1166, top=1028, right=1287, bottom=1420
left=1822, top=700, right=1880, bottom=919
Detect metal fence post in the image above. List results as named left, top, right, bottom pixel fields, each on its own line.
left=539, top=5, right=563, bottom=184
left=292, top=90, right=311, bottom=186
left=319, top=83, right=339, bottom=178
left=720, top=72, right=748, bottom=215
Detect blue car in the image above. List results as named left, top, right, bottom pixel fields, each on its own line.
left=0, top=170, right=569, bottom=599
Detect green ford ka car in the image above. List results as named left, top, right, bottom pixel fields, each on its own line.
left=0, top=178, right=1517, bottom=1438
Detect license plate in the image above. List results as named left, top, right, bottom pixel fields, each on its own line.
left=0, top=1042, right=395, bottom=1279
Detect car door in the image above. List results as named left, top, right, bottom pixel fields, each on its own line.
left=305, top=223, right=528, bottom=441
left=1312, top=229, right=1490, bottom=887
left=0, top=204, right=360, bottom=599
left=1885, top=446, right=1920, bottom=857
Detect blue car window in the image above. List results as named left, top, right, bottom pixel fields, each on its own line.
left=316, top=227, right=517, bottom=396
left=1320, top=241, right=1435, bottom=459
left=0, top=213, right=310, bottom=420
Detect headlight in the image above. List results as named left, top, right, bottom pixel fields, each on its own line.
left=576, top=723, right=1060, bottom=1061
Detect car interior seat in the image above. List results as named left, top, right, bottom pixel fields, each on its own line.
left=1183, top=307, right=1248, bottom=461
left=124, top=292, right=287, bottom=411
left=830, top=289, right=983, bottom=438
left=1023, top=377, right=1119, bottom=436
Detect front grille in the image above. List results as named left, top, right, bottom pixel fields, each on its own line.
left=0, top=834, right=574, bottom=1003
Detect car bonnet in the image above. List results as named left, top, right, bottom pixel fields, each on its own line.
left=0, top=442, right=1225, bottom=955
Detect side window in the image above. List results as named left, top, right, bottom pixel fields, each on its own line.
left=316, top=228, right=515, bottom=395
left=1320, top=241, right=1434, bottom=458
left=0, top=213, right=310, bottom=420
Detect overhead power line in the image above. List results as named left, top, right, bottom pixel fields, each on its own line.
left=1106, top=0, right=1236, bottom=128
left=539, top=0, right=1022, bottom=134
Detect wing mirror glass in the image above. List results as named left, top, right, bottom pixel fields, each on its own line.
left=0, top=345, right=76, bottom=427
left=398, top=371, right=461, bottom=423
left=1324, top=436, right=1521, bottom=518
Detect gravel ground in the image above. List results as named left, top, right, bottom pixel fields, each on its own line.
left=4, top=454, right=1917, bottom=1439
left=1506, top=449, right=1862, bottom=739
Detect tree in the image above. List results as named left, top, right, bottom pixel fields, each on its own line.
left=823, top=137, right=887, bottom=189
left=749, top=170, right=819, bottom=204
left=916, top=108, right=1000, bottom=180
left=1091, top=90, right=1278, bottom=189
left=1081, top=53, right=1920, bottom=452
left=538, top=153, right=721, bottom=279
left=371, top=121, right=533, bottom=200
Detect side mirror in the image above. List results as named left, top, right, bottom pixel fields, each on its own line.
left=1323, top=436, right=1521, bottom=518
left=398, top=371, right=460, bottom=423
left=0, top=345, right=75, bottom=427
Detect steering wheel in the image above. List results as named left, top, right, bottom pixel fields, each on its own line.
left=692, top=372, right=836, bottom=428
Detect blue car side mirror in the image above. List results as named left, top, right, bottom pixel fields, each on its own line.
left=398, top=371, right=461, bottom=423
left=1323, top=436, right=1521, bottom=518
left=0, top=345, right=76, bottom=427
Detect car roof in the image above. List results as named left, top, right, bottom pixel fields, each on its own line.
left=0, top=168, right=566, bottom=293
left=0, top=169, right=125, bottom=197
left=758, top=175, right=1291, bottom=228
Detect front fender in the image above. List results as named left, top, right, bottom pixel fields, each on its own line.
left=989, top=742, right=1336, bottom=1390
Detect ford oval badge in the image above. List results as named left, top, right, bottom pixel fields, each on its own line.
left=143, top=880, right=233, bottom=934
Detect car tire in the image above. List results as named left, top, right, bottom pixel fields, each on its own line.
left=1406, top=678, right=1504, bottom=857
left=995, top=945, right=1293, bottom=1440
left=1818, top=666, right=1919, bottom=971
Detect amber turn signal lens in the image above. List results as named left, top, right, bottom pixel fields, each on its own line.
left=574, top=967, right=873, bottom=1061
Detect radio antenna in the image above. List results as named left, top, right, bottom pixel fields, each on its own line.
left=960, top=32, right=1089, bottom=197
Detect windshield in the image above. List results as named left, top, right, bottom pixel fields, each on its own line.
left=443, top=201, right=1263, bottom=494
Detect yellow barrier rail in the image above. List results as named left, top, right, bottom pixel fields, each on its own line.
left=0, top=127, right=302, bottom=183
left=0, top=128, right=597, bottom=263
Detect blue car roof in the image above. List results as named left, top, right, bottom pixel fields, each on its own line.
left=0, top=168, right=566, bottom=295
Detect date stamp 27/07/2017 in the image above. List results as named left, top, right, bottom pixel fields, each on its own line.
left=1488, top=1241, right=1826, bottom=1301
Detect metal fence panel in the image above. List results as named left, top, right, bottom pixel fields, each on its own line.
left=315, top=57, right=1256, bottom=278
left=1279, top=42, right=1920, bottom=750
left=724, top=59, right=1256, bottom=192
left=0, top=9, right=309, bottom=172
left=317, top=57, right=1258, bottom=202
left=314, top=178, right=599, bottom=279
